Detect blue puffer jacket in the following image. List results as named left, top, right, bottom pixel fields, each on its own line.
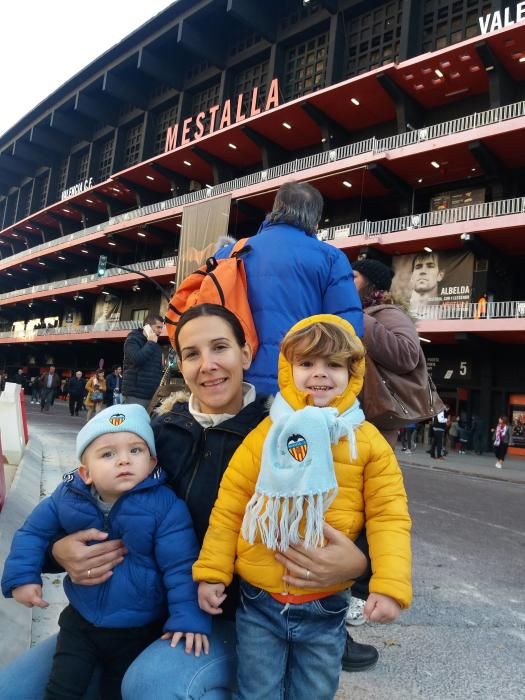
left=217, top=221, right=363, bottom=394
left=1, top=471, right=210, bottom=634
left=122, top=328, right=163, bottom=400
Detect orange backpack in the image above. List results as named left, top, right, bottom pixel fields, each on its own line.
left=165, top=238, right=259, bottom=356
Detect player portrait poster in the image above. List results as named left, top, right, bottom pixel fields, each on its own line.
left=93, top=294, right=122, bottom=327
left=391, top=250, right=474, bottom=318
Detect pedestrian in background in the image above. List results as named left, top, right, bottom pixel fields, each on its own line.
left=493, top=416, right=511, bottom=469
left=215, top=181, right=363, bottom=395
left=351, top=259, right=421, bottom=448
left=12, top=369, right=27, bottom=391
left=39, top=366, right=61, bottom=412
left=448, top=416, right=459, bottom=451
left=122, top=315, right=164, bottom=409
left=430, top=410, right=447, bottom=459
left=85, top=369, right=106, bottom=422
left=29, top=376, right=41, bottom=405
left=68, top=371, right=86, bottom=417
left=106, top=365, right=124, bottom=405
left=401, top=422, right=417, bottom=454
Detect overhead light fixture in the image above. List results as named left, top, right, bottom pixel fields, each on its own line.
left=138, top=231, right=146, bottom=237
left=112, top=187, right=120, bottom=193
left=85, top=198, right=94, bottom=204
left=417, top=178, right=423, bottom=183
left=21, top=267, right=28, bottom=271
left=424, top=246, right=433, bottom=253
left=434, top=68, right=444, bottom=78
left=460, top=233, right=472, bottom=241
left=350, top=98, right=360, bottom=106
left=146, top=175, right=155, bottom=181
left=205, top=184, right=213, bottom=190
left=28, top=301, right=33, bottom=308
left=38, top=261, right=46, bottom=266
left=282, top=122, right=292, bottom=130
left=176, top=223, right=182, bottom=228
left=431, top=161, right=440, bottom=169
left=25, top=225, right=32, bottom=230
left=520, top=57, right=525, bottom=63
left=183, top=160, right=191, bottom=166
left=228, top=143, right=237, bottom=150
left=108, top=241, right=117, bottom=246
left=169, top=280, right=176, bottom=285
left=77, top=294, right=84, bottom=299
left=6, top=272, right=12, bottom=276
left=58, top=255, right=66, bottom=260
left=81, top=249, right=89, bottom=254
left=62, top=208, right=71, bottom=213
left=51, top=297, right=57, bottom=302
left=12, top=232, right=18, bottom=237
left=101, top=290, right=110, bottom=296
left=342, top=180, right=352, bottom=188
left=471, top=167, right=476, bottom=172
left=419, top=336, right=431, bottom=343
left=132, top=284, right=141, bottom=292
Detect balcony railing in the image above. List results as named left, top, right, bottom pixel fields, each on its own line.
left=0, top=320, right=143, bottom=339
left=320, top=195, right=525, bottom=241
left=414, top=300, right=525, bottom=321
left=0, top=256, right=177, bottom=302
left=2, top=100, right=525, bottom=265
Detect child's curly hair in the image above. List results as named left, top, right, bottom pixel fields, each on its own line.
left=281, top=321, right=365, bottom=378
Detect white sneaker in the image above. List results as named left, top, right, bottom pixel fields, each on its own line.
left=405, top=449, right=412, bottom=455
left=346, top=597, right=366, bottom=626
left=495, top=462, right=502, bottom=469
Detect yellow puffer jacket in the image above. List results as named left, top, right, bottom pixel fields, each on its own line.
left=193, top=315, right=412, bottom=608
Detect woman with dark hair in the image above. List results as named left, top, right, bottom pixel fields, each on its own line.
left=84, top=368, right=106, bottom=421
left=492, top=416, right=511, bottom=468
left=0, top=304, right=369, bottom=699
left=352, top=259, right=422, bottom=448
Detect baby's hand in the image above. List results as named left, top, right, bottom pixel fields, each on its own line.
left=161, top=631, right=209, bottom=656
left=198, top=581, right=226, bottom=615
left=363, top=593, right=401, bottom=623
left=12, top=584, right=49, bottom=609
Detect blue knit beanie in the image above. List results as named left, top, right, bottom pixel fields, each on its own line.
left=76, top=404, right=156, bottom=460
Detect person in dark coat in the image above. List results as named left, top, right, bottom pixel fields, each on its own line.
left=106, top=365, right=123, bottom=406
left=68, top=370, right=86, bottom=417
left=216, top=182, right=363, bottom=394
left=12, top=369, right=27, bottom=391
left=39, top=366, right=61, bottom=412
left=122, top=315, right=164, bottom=408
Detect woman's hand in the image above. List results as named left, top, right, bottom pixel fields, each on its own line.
left=52, top=529, right=127, bottom=585
left=161, top=631, right=209, bottom=655
left=275, top=523, right=367, bottom=589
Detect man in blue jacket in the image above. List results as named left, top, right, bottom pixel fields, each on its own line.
left=122, top=314, right=164, bottom=408
left=1, top=404, right=210, bottom=698
left=217, top=182, right=363, bottom=395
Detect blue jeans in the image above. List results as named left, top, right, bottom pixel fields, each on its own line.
left=236, top=581, right=348, bottom=700
left=0, top=620, right=237, bottom=699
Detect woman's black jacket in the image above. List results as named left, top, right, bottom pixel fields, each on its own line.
left=151, top=395, right=269, bottom=619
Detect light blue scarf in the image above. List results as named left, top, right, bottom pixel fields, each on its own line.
left=241, top=392, right=365, bottom=551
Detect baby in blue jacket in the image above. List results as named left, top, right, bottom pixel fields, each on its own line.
left=2, top=404, right=210, bottom=699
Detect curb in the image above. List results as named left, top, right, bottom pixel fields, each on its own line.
left=0, top=436, right=44, bottom=666
left=399, top=459, right=525, bottom=485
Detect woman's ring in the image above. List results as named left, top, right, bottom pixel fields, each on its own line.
left=305, top=569, right=311, bottom=581
left=87, top=569, right=92, bottom=579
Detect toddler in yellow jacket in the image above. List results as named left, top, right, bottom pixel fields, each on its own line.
left=194, top=315, right=411, bottom=699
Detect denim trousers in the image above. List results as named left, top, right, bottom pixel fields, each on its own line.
left=235, top=580, right=348, bottom=700
left=0, top=619, right=237, bottom=700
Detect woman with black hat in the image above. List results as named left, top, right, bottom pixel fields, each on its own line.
left=351, top=259, right=422, bottom=448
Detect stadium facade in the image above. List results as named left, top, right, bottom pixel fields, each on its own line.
left=0, top=0, right=524, bottom=452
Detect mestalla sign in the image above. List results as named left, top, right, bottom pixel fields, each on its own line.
left=479, top=2, right=525, bottom=34
left=164, top=78, right=280, bottom=152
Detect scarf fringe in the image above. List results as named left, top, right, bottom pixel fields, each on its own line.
left=241, top=490, right=337, bottom=552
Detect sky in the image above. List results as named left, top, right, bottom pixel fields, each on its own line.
left=0, top=1, right=176, bottom=137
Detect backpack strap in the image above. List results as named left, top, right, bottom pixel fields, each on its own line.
left=231, top=238, right=251, bottom=258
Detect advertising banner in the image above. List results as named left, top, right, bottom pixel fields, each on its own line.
left=391, top=250, right=474, bottom=319
left=93, top=294, right=122, bottom=328
left=430, top=187, right=485, bottom=212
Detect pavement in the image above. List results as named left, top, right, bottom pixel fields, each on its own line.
left=1, top=398, right=524, bottom=697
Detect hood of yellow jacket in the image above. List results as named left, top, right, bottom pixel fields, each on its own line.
left=278, top=314, right=364, bottom=414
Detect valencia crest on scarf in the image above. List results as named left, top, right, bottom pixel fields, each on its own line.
left=241, top=392, right=365, bottom=551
